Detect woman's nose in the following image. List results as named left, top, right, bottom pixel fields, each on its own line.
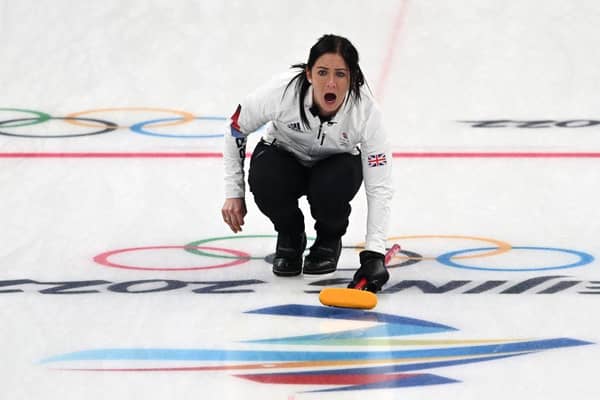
left=326, top=76, right=336, bottom=88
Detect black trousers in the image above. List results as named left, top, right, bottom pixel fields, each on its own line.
left=248, top=140, right=363, bottom=239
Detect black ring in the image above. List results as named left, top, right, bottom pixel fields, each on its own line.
left=388, top=249, right=423, bottom=268
left=264, top=246, right=423, bottom=268
left=337, top=246, right=423, bottom=270
left=0, top=117, right=118, bottom=138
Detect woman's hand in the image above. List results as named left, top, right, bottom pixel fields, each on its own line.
left=221, top=198, right=247, bottom=233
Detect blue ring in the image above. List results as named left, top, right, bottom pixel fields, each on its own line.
left=436, top=246, right=594, bottom=272
left=130, top=116, right=226, bottom=138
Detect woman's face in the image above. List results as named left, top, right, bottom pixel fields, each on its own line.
left=306, top=52, right=350, bottom=118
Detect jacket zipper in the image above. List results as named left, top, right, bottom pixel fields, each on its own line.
left=317, top=122, right=325, bottom=145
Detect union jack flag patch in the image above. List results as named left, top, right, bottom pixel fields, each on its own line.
left=367, top=153, right=387, bottom=167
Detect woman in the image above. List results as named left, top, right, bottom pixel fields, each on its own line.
left=221, top=34, right=393, bottom=293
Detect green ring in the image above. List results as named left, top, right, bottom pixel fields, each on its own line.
left=185, top=235, right=315, bottom=260
left=0, top=108, right=52, bottom=127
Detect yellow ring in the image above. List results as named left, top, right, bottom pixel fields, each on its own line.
left=65, top=107, right=195, bottom=129
left=356, top=235, right=512, bottom=261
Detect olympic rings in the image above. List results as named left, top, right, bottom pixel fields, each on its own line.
left=65, top=107, right=196, bottom=129
left=0, top=117, right=118, bottom=138
left=0, top=108, right=51, bottom=127
left=91, top=234, right=595, bottom=273
left=0, top=108, right=228, bottom=138
left=93, top=245, right=251, bottom=271
left=130, top=116, right=227, bottom=138
left=437, top=246, right=594, bottom=271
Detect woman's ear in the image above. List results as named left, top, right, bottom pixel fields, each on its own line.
left=306, top=67, right=312, bottom=84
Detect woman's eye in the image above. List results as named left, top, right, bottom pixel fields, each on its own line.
left=318, top=70, right=327, bottom=76
left=336, top=71, right=346, bottom=78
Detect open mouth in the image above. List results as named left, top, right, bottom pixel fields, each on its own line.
left=324, top=93, right=337, bottom=105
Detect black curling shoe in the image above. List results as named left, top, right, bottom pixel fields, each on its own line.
left=272, top=232, right=307, bottom=277
left=302, top=237, right=342, bottom=275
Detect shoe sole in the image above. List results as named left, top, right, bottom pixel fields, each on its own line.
left=302, top=269, right=337, bottom=279
left=272, top=268, right=302, bottom=277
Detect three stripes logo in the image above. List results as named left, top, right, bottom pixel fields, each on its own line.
left=287, top=122, right=303, bottom=132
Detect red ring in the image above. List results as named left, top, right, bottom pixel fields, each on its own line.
left=93, top=245, right=251, bottom=271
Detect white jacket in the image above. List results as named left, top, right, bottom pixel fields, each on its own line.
left=224, top=71, right=393, bottom=254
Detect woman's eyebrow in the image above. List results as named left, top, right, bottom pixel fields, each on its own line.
left=316, top=66, right=348, bottom=71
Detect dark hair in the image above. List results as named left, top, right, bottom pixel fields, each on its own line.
left=285, top=34, right=366, bottom=128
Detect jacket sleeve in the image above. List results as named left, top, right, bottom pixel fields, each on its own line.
left=360, top=105, right=394, bottom=254
left=223, top=104, right=249, bottom=198
left=223, top=78, right=283, bottom=198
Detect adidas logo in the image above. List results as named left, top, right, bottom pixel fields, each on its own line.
left=287, top=122, right=302, bottom=132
